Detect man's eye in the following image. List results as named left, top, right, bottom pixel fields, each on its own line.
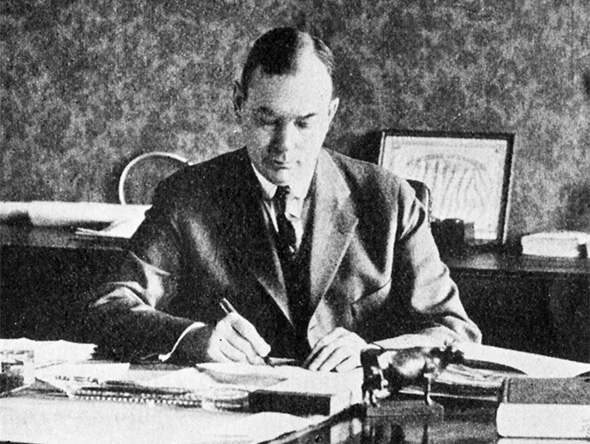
left=295, top=120, right=311, bottom=129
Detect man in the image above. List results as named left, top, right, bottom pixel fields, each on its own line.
left=88, top=27, right=481, bottom=372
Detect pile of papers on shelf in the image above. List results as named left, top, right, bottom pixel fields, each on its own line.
left=0, top=201, right=150, bottom=238
left=521, top=230, right=590, bottom=257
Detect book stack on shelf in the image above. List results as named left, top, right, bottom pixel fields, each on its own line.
left=521, top=231, right=590, bottom=257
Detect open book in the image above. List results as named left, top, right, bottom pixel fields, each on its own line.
left=401, top=343, right=590, bottom=401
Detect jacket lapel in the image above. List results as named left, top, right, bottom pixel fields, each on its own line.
left=217, top=148, right=358, bottom=330
left=219, top=150, right=292, bottom=325
left=309, top=151, right=358, bottom=310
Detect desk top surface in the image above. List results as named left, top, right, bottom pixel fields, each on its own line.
left=1, top=340, right=586, bottom=444
left=0, top=386, right=508, bottom=444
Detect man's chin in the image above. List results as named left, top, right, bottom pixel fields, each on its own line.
left=263, top=168, right=295, bottom=186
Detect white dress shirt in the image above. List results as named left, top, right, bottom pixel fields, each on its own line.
left=251, top=163, right=314, bottom=249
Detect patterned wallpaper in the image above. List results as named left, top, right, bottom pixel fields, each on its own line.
left=2, top=0, right=589, bottom=241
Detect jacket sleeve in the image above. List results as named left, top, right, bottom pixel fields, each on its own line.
left=378, top=179, right=482, bottom=347
left=84, top=185, right=199, bottom=361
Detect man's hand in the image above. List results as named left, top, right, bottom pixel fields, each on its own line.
left=179, top=313, right=270, bottom=364
left=304, top=327, right=368, bottom=372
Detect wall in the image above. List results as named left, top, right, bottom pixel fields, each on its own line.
left=2, top=0, right=589, bottom=241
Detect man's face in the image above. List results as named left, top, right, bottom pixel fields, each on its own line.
left=236, top=51, right=339, bottom=186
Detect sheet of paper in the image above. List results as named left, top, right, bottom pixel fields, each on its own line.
left=233, top=412, right=325, bottom=442
left=195, top=362, right=362, bottom=398
left=457, top=343, right=590, bottom=377
left=76, top=218, right=145, bottom=239
left=147, top=365, right=287, bottom=392
left=36, top=362, right=130, bottom=387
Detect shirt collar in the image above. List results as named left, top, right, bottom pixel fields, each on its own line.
left=251, top=163, right=313, bottom=201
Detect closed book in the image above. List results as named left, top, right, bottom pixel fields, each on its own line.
left=249, top=367, right=363, bottom=416
left=496, top=377, right=590, bottom=439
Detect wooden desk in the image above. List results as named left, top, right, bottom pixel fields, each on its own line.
left=0, top=354, right=506, bottom=444
left=2, top=225, right=589, bottom=362
left=3, top=338, right=588, bottom=444
left=0, top=384, right=579, bottom=444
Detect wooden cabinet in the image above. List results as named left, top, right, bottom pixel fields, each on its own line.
left=0, top=225, right=125, bottom=341
left=444, top=252, right=590, bottom=362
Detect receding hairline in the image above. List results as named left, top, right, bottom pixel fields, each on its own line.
left=239, top=28, right=335, bottom=98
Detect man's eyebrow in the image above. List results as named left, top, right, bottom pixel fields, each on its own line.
left=296, top=113, right=317, bottom=120
left=253, top=107, right=318, bottom=120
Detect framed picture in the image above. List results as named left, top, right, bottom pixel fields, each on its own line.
left=378, top=129, right=514, bottom=244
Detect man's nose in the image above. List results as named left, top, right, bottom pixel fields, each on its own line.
left=271, top=122, right=297, bottom=153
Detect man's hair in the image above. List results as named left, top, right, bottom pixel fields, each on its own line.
left=240, top=27, right=335, bottom=100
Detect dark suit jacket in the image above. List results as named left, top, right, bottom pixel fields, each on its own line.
left=88, top=148, right=481, bottom=361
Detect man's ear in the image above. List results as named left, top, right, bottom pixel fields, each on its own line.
left=233, top=81, right=245, bottom=120
left=327, top=97, right=340, bottom=124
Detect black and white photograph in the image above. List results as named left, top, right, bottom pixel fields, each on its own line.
left=1, top=1, right=589, bottom=442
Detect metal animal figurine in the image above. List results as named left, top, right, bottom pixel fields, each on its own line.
left=361, top=344, right=464, bottom=406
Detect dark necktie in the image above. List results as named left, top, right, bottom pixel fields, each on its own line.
left=274, top=185, right=298, bottom=260
left=273, top=186, right=310, bottom=358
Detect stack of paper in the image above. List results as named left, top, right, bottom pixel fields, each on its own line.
left=521, top=230, right=590, bottom=257
left=0, top=201, right=149, bottom=239
left=0, top=338, right=96, bottom=369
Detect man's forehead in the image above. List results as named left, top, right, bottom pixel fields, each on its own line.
left=247, top=48, right=334, bottom=95
left=245, top=74, right=333, bottom=119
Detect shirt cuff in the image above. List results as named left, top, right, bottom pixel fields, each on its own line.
left=157, top=322, right=206, bottom=362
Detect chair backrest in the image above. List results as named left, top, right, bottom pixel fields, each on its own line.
left=407, top=179, right=432, bottom=226
left=118, top=152, right=190, bottom=205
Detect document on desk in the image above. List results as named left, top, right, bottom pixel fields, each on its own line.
left=33, top=360, right=362, bottom=416
left=147, top=363, right=364, bottom=415
left=457, top=343, right=590, bottom=378
left=2, top=356, right=344, bottom=443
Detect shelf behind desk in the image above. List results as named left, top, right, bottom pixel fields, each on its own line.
left=2, top=225, right=589, bottom=363
left=444, top=250, right=590, bottom=363
left=0, top=225, right=127, bottom=341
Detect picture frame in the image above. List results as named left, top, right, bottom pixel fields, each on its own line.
left=378, top=129, right=514, bottom=244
